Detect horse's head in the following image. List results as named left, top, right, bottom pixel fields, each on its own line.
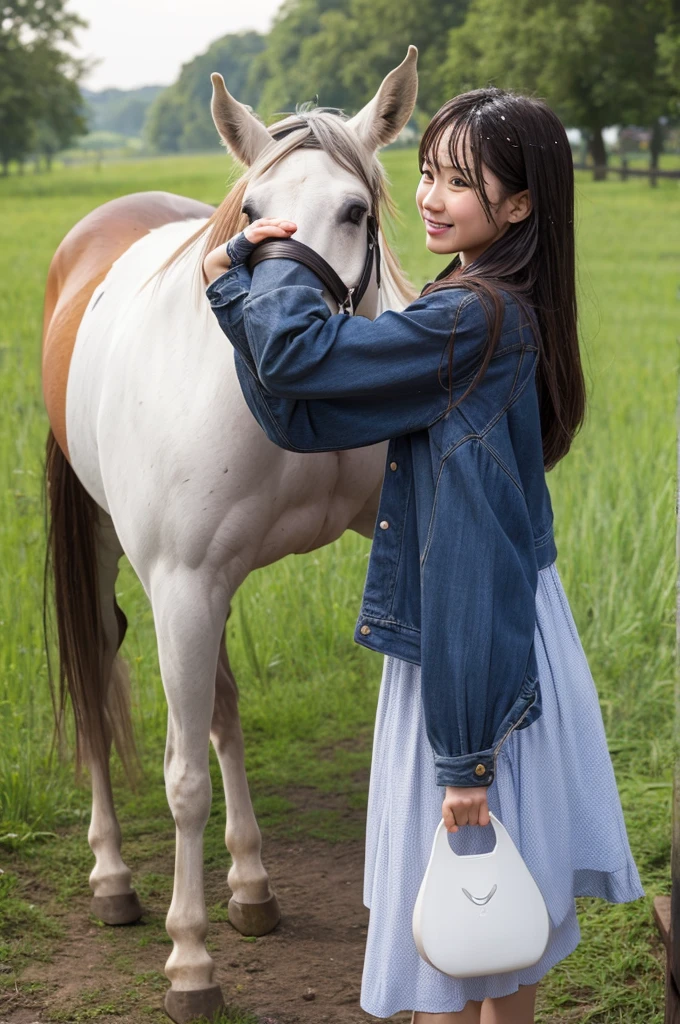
left=209, top=46, right=418, bottom=316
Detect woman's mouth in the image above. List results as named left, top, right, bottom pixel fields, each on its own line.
left=423, top=216, right=453, bottom=236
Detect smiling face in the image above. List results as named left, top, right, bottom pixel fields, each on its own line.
left=415, top=125, right=531, bottom=268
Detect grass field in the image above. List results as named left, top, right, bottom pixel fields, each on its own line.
left=0, top=149, right=678, bottom=1022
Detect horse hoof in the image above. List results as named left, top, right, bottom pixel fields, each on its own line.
left=164, top=984, right=225, bottom=1023
left=227, top=892, right=281, bottom=936
left=90, top=890, right=143, bottom=925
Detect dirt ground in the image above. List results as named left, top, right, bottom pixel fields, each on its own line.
left=0, top=784, right=412, bottom=1024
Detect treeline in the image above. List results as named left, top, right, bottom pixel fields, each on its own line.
left=145, top=0, right=680, bottom=171
left=83, top=86, right=165, bottom=138
left=0, top=0, right=87, bottom=174
left=145, top=0, right=470, bottom=152
left=2, top=0, right=679, bottom=173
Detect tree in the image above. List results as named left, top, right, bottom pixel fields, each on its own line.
left=443, top=0, right=680, bottom=180
left=324, top=0, right=469, bottom=116
left=0, top=0, right=88, bottom=172
left=0, top=0, right=85, bottom=44
left=143, top=90, right=185, bottom=154
left=252, top=0, right=469, bottom=120
left=252, top=0, right=354, bottom=118
left=31, top=43, right=87, bottom=169
left=0, top=38, right=39, bottom=174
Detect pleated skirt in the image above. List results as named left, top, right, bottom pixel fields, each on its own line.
left=360, top=559, right=645, bottom=1017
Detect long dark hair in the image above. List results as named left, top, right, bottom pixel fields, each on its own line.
left=419, top=87, right=585, bottom=471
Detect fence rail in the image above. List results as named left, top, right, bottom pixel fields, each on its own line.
left=572, top=161, right=680, bottom=181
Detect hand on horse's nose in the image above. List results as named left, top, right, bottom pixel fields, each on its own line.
left=244, top=218, right=297, bottom=245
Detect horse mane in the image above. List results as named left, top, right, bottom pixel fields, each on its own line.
left=147, top=105, right=417, bottom=309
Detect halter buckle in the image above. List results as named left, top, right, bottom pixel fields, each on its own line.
left=340, top=287, right=356, bottom=316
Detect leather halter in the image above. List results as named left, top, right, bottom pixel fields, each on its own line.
left=247, top=119, right=382, bottom=316
left=248, top=214, right=381, bottom=316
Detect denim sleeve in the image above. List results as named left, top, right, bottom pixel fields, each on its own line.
left=206, top=263, right=257, bottom=373
left=419, top=437, right=543, bottom=789
left=205, top=259, right=483, bottom=452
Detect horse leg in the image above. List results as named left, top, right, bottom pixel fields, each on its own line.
left=88, top=512, right=142, bottom=925
left=152, top=568, right=228, bottom=1024
left=210, top=626, right=280, bottom=936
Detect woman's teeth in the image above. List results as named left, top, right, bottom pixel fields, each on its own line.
left=424, top=217, right=453, bottom=234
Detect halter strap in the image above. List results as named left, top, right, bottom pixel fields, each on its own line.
left=248, top=213, right=381, bottom=316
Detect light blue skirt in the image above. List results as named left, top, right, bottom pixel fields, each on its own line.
left=360, top=559, right=645, bottom=1017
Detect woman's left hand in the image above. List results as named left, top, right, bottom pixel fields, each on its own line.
left=202, top=218, right=298, bottom=286
left=443, top=786, right=491, bottom=833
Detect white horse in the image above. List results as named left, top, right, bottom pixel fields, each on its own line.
left=41, top=47, right=419, bottom=1022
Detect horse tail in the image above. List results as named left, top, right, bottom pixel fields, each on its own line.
left=43, top=428, right=136, bottom=779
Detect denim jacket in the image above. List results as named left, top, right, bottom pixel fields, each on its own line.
left=206, top=258, right=557, bottom=789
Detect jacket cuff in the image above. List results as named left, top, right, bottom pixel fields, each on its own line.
left=433, top=748, right=496, bottom=788
left=205, top=262, right=252, bottom=306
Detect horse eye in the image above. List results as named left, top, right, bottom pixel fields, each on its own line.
left=349, top=205, right=366, bottom=225
left=241, top=206, right=254, bottom=223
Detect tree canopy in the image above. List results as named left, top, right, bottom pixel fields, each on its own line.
left=442, top=0, right=679, bottom=171
left=0, top=0, right=87, bottom=172
left=252, top=0, right=468, bottom=121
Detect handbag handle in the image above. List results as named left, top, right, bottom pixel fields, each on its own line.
left=435, top=811, right=514, bottom=861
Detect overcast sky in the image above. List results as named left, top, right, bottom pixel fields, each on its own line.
left=68, top=0, right=284, bottom=91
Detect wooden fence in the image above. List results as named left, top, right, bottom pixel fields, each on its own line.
left=572, top=161, right=680, bottom=182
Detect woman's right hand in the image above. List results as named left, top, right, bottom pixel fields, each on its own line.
left=244, top=217, right=297, bottom=244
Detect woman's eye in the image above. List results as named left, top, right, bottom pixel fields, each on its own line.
left=450, top=178, right=468, bottom=188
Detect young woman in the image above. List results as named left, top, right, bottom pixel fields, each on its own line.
left=202, top=89, right=645, bottom=1024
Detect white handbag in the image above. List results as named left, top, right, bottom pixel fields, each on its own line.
left=412, top=811, right=550, bottom=977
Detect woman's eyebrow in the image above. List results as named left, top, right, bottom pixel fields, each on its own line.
left=426, top=154, right=473, bottom=171
left=421, top=157, right=471, bottom=175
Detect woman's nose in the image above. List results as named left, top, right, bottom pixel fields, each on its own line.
left=422, top=186, right=445, bottom=212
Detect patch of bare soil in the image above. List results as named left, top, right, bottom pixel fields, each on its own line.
left=0, top=787, right=412, bottom=1024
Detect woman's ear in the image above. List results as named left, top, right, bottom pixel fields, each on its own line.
left=507, top=190, right=532, bottom=223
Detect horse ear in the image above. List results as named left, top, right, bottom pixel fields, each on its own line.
left=347, top=45, right=418, bottom=151
left=210, top=72, right=272, bottom=166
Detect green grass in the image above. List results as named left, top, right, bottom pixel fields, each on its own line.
left=0, top=150, right=678, bottom=1022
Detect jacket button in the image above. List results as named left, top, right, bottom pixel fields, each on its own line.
left=379, top=520, right=389, bottom=529
left=360, top=624, right=371, bottom=635
left=474, top=764, right=486, bottom=776
left=389, top=461, right=398, bottom=471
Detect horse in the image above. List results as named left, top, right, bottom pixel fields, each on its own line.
left=41, top=47, right=419, bottom=1023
